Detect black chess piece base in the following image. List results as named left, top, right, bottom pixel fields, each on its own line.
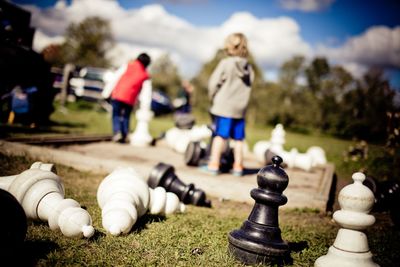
left=228, top=221, right=291, bottom=265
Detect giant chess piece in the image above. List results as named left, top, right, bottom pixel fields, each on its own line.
left=0, top=162, right=94, bottom=238
left=97, top=167, right=184, bottom=236
left=364, top=176, right=400, bottom=227
left=165, top=124, right=212, bottom=154
left=130, top=79, right=154, bottom=146
left=315, top=172, right=379, bottom=267
left=0, top=188, right=27, bottom=251
left=148, top=162, right=212, bottom=207
left=184, top=140, right=234, bottom=172
left=228, top=156, right=291, bottom=265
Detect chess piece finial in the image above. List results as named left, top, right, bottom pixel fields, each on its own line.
left=228, top=156, right=291, bottom=265
left=315, top=172, right=379, bottom=267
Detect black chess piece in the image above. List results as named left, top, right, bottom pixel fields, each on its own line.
left=148, top=162, right=212, bottom=207
left=184, top=139, right=234, bottom=173
left=228, top=156, right=291, bottom=265
left=364, top=175, right=400, bottom=227
left=0, top=188, right=27, bottom=252
left=184, top=141, right=207, bottom=166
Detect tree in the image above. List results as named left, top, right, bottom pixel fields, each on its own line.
left=305, top=57, right=330, bottom=94
left=279, top=55, right=305, bottom=92
left=150, top=54, right=181, bottom=98
left=41, top=44, right=64, bottom=67
left=61, top=16, right=114, bottom=68
left=337, top=68, right=395, bottom=141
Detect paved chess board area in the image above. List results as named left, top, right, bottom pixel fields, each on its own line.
left=0, top=140, right=335, bottom=210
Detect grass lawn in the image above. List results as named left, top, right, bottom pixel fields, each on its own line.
left=1, top=153, right=400, bottom=267
left=1, top=100, right=399, bottom=266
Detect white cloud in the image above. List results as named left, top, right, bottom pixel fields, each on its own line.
left=33, top=29, right=65, bottom=49
left=20, top=0, right=399, bottom=83
left=279, top=0, right=335, bottom=12
left=317, top=26, right=400, bottom=78
left=23, top=0, right=311, bottom=78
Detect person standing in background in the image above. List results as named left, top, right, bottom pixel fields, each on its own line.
left=203, top=33, right=254, bottom=176
left=108, top=53, right=151, bottom=143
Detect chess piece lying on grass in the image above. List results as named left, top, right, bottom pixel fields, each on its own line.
left=97, top=167, right=185, bottom=236
left=0, top=162, right=94, bottom=238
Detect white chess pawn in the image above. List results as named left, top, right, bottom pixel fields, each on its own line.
left=0, top=162, right=94, bottom=238
left=97, top=167, right=150, bottom=236
left=315, top=172, right=379, bottom=267
left=97, top=167, right=185, bottom=236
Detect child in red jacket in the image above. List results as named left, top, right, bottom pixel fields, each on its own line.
left=110, top=53, right=151, bottom=143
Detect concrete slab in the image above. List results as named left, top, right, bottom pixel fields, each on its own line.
left=0, top=140, right=334, bottom=210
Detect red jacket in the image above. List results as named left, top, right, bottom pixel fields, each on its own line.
left=111, top=60, right=149, bottom=105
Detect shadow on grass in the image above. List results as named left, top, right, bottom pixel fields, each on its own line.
left=1, top=240, right=59, bottom=266
left=0, top=120, right=87, bottom=138
left=48, top=120, right=87, bottom=129
left=288, top=240, right=309, bottom=252
left=88, top=229, right=106, bottom=242
left=243, top=168, right=260, bottom=176
left=131, top=214, right=166, bottom=233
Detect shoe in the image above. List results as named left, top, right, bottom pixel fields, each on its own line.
left=112, top=133, right=123, bottom=143
left=231, top=169, right=243, bottom=177
left=199, top=165, right=219, bottom=176
left=231, top=163, right=244, bottom=177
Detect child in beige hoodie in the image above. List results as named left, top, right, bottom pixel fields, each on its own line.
left=204, top=33, right=254, bottom=176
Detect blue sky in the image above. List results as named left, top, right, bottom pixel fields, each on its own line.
left=10, top=0, right=400, bottom=88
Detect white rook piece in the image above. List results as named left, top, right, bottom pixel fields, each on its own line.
left=315, top=172, right=379, bottom=267
left=130, top=79, right=154, bottom=147
left=97, top=167, right=184, bottom=236
left=0, top=162, right=95, bottom=238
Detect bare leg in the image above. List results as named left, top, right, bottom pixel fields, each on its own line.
left=208, top=136, right=225, bottom=170
left=233, top=140, right=244, bottom=171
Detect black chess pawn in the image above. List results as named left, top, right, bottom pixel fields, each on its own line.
left=228, top=156, right=291, bottom=265
left=148, top=162, right=212, bottom=207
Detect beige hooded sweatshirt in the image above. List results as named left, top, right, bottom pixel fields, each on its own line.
left=208, top=56, right=254, bottom=119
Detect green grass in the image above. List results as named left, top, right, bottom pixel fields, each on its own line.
left=49, top=101, right=175, bottom=138
left=1, top=153, right=399, bottom=266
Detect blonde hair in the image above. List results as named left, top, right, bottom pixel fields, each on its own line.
left=224, top=33, right=249, bottom=58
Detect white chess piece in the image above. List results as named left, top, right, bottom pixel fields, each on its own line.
left=270, top=123, right=286, bottom=151
left=130, top=79, right=154, bottom=146
left=307, top=146, right=327, bottom=167
left=253, top=124, right=324, bottom=171
left=97, top=167, right=185, bottom=236
left=0, top=162, right=94, bottom=238
left=149, top=187, right=185, bottom=215
left=165, top=125, right=212, bottom=154
left=315, top=172, right=379, bottom=267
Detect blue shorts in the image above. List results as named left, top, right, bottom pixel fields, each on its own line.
left=214, top=115, right=245, bottom=140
